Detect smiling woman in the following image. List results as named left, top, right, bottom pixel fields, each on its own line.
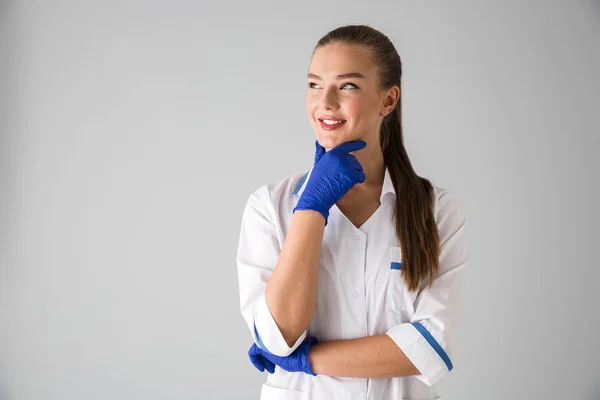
left=237, top=24, right=468, bottom=400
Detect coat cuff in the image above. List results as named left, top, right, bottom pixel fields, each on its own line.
left=386, top=321, right=453, bottom=386
left=253, top=293, right=307, bottom=356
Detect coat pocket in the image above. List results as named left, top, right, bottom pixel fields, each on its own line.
left=260, top=383, right=308, bottom=400
left=387, top=246, right=405, bottom=319
left=387, top=245, right=419, bottom=324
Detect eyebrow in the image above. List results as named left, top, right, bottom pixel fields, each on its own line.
left=307, top=72, right=367, bottom=80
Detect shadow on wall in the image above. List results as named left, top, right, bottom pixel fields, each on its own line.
left=0, top=381, right=14, bottom=400
left=587, top=378, right=600, bottom=400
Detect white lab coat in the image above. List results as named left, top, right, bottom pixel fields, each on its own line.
left=237, top=167, right=468, bottom=400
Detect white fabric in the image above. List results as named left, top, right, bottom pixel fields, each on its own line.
left=237, top=167, right=468, bottom=400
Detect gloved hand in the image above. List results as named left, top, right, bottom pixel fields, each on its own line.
left=248, top=336, right=319, bottom=375
left=248, top=345, right=276, bottom=374
left=294, top=140, right=366, bottom=223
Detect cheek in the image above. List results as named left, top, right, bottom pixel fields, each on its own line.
left=345, top=99, right=366, bottom=122
left=306, top=97, right=317, bottom=118
left=348, top=97, right=380, bottom=124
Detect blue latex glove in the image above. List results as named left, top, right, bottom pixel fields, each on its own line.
left=248, top=346, right=276, bottom=374
left=248, top=336, right=319, bottom=375
left=314, top=140, right=326, bottom=164
left=294, top=140, right=366, bottom=223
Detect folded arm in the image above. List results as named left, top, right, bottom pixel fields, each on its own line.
left=310, top=190, right=468, bottom=385
left=308, top=334, right=419, bottom=378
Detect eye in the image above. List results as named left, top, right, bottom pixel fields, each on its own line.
left=341, top=82, right=358, bottom=89
left=307, top=82, right=358, bottom=90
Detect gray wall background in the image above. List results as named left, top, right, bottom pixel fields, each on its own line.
left=1, top=1, right=599, bottom=399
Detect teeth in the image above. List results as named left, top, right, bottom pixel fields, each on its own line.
left=322, top=119, right=344, bottom=125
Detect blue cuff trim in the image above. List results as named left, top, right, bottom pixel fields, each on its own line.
left=254, top=323, right=269, bottom=352
left=411, top=322, right=453, bottom=371
left=391, top=262, right=402, bottom=270
left=292, top=172, right=309, bottom=195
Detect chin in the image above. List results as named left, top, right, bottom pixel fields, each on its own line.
left=318, top=139, right=343, bottom=151
left=316, top=137, right=335, bottom=149
left=317, top=133, right=359, bottom=150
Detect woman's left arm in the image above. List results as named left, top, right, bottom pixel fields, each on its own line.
left=310, top=190, right=468, bottom=384
left=308, top=334, right=419, bottom=378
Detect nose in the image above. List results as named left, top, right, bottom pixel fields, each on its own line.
left=321, top=86, right=339, bottom=111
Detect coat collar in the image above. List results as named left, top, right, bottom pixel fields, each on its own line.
left=293, top=167, right=396, bottom=201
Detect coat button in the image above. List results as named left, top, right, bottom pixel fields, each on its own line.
left=353, top=292, right=359, bottom=297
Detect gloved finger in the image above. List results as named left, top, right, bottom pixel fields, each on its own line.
left=344, top=155, right=364, bottom=172
left=248, top=353, right=265, bottom=372
left=331, top=140, right=367, bottom=155
left=251, top=350, right=278, bottom=373
left=353, top=170, right=366, bottom=184
left=248, top=344, right=266, bottom=371
left=249, top=344, right=278, bottom=373
left=314, top=140, right=326, bottom=163
left=263, top=357, right=276, bottom=374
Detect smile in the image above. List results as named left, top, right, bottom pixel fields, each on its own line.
left=318, top=119, right=346, bottom=130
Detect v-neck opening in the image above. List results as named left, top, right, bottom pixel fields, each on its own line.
left=332, top=199, right=388, bottom=234
left=357, top=202, right=386, bottom=232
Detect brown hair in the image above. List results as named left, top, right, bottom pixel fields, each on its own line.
left=313, top=25, right=439, bottom=291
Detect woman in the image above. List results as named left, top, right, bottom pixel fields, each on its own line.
left=237, top=24, right=468, bottom=400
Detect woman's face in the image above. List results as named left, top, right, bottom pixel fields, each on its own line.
left=306, top=44, right=395, bottom=150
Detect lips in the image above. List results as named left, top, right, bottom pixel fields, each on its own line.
left=318, top=117, right=346, bottom=131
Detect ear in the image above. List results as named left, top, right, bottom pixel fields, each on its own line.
left=380, top=85, right=400, bottom=117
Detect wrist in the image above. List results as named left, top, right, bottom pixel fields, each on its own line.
left=293, top=207, right=328, bottom=225
left=306, top=344, right=320, bottom=375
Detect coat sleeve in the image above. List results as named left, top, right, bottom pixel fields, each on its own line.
left=385, top=189, right=469, bottom=386
left=237, top=186, right=307, bottom=356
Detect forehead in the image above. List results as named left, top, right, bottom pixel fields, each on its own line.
left=309, top=44, right=376, bottom=77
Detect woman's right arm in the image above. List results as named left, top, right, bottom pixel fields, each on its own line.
left=265, top=209, right=325, bottom=348
left=238, top=186, right=319, bottom=357
left=237, top=140, right=366, bottom=357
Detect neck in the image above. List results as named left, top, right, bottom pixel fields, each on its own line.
left=341, top=142, right=386, bottom=203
